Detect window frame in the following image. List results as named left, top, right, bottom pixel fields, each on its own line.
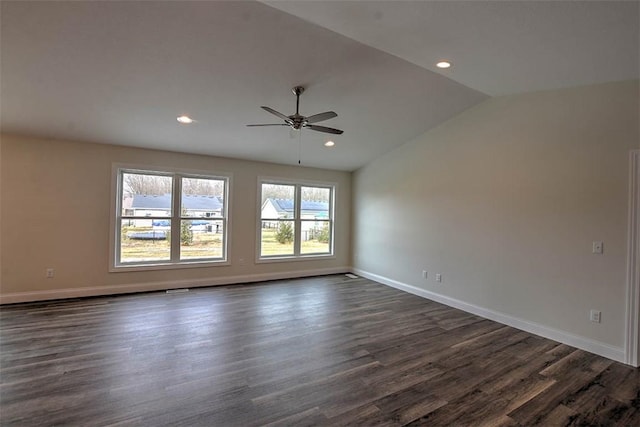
left=257, top=177, right=336, bottom=263
left=110, top=164, right=231, bottom=272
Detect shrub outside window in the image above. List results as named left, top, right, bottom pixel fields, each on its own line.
left=113, top=167, right=229, bottom=269
left=259, top=180, right=334, bottom=260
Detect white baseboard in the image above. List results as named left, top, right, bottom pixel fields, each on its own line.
left=0, top=266, right=350, bottom=304
left=352, top=268, right=626, bottom=364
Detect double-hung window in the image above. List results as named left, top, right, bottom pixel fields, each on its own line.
left=113, top=166, right=229, bottom=269
left=259, top=179, right=334, bottom=260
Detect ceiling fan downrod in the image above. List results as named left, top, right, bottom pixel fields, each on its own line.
left=292, top=86, right=304, bottom=129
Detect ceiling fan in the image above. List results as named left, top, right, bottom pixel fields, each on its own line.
left=247, top=86, right=344, bottom=135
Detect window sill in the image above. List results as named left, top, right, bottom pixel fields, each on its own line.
left=256, top=254, right=336, bottom=264
left=110, top=259, right=230, bottom=273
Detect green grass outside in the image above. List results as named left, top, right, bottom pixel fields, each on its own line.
left=120, top=227, right=329, bottom=262
left=120, top=227, right=222, bottom=262
left=260, top=228, right=329, bottom=256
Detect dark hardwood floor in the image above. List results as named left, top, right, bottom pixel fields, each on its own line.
left=1, top=274, right=638, bottom=426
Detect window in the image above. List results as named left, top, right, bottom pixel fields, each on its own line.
left=259, top=180, right=334, bottom=260
left=113, top=167, right=229, bottom=269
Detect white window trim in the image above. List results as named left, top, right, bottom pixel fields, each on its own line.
left=256, top=176, right=336, bottom=263
left=110, top=163, right=232, bottom=272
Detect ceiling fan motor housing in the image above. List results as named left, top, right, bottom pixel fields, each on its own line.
left=247, top=85, right=343, bottom=135
left=289, top=115, right=306, bottom=130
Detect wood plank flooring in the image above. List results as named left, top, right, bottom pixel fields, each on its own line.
left=1, top=274, right=638, bottom=426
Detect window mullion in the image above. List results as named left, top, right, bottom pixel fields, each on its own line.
left=329, top=188, right=334, bottom=251
left=170, top=175, right=181, bottom=261
left=293, top=185, right=301, bottom=256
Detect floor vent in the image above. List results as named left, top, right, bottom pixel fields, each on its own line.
left=345, top=273, right=359, bottom=279
left=166, top=288, right=189, bottom=294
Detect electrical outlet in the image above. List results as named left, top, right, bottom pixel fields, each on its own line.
left=422, top=270, right=428, bottom=279
left=592, top=241, right=604, bottom=254
left=46, top=268, right=55, bottom=278
left=590, top=309, right=601, bottom=323
left=435, top=273, right=442, bottom=283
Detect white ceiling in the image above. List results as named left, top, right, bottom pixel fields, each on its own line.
left=1, top=1, right=638, bottom=171
left=266, top=0, right=640, bottom=96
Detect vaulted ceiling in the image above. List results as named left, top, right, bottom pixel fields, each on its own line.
left=1, top=1, right=638, bottom=171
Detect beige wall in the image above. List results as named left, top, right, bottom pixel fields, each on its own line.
left=353, top=80, right=639, bottom=354
left=2, top=80, right=637, bottom=362
left=0, top=135, right=351, bottom=301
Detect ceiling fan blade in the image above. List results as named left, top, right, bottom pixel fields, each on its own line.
left=246, top=123, right=289, bottom=127
left=261, top=106, right=290, bottom=121
left=305, top=124, right=344, bottom=135
left=305, top=111, right=337, bottom=124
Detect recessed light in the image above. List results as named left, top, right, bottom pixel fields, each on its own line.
left=324, top=140, right=335, bottom=147
left=436, top=61, right=452, bottom=69
left=177, top=115, right=194, bottom=124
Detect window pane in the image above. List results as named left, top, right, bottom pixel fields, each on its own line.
left=181, top=177, right=225, bottom=218
left=301, top=220, right=331, bottom=254
left=180, top=220, right=224, bottom=260
left=261, top=184, right=296, bottom=219
left=260, top=220, right=295, bottom=256
left=301, top=186, right=330, bottom=219
left=122, top=173, right=172, bottom=217
left=120, top=223, right=170, bottom=263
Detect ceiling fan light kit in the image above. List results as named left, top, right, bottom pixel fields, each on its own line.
left=247, top=86, right=344, bottom=135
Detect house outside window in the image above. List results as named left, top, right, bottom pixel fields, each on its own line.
left=258, top=179, right=334, bottom=260
left=112, top=166, right=229, bottom=270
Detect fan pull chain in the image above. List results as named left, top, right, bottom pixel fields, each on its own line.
left=297, top=129, right=302, bottom=165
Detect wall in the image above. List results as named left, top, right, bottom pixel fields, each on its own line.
left=352, top=80, right=639, bottom=362
left=0, top=135, right=351, bottom=302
